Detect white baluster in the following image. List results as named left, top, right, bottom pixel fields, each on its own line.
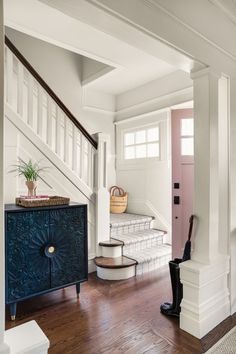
left=87, top=143, right=92, bottom=188
left=89, top=148, right=94, bottom=189
left=72, top=126, right=78, bottom=173
left=17, top=62, right=24, bottom=117
left=80, top=135, right=85, bottom=180
left=64, top=116, right=69, bottom=165
left=6, top=47, right=13, bottom=105
left=55, top=107, right=61, bottom=157
left=47, top=96, right=52, bottom=147
left=27, top=74, right=34, bottom=127
left=37, top=85, right=43, bottom=137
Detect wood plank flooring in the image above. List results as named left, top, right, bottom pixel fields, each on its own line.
left=6, top=266, right=202, bottom=353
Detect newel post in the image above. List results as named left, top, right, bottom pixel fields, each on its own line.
left=95, top=133, right=110, bottom=255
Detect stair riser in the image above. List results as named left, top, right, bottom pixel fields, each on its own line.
left=110, top=222, right=152, bottom=238
left=123, top=237, right=164, bottom=253
left=136, top=254, right=172, bottom=275
left=101, top=246, right=122, bottom=258
left=96, top=266, right=136, bottom=280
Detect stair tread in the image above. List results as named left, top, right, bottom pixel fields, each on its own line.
left=99, top=240, right=123, bottom=247
left=110, top=213, right=153, bottom=228
left=124, top=244, right=172, bottom=264
left=111, top=229, right=166, bottom=245
left=94, top=256, right=137, bottom=269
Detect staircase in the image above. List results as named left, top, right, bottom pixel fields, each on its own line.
left=5, top=36, right=171, bottom=280
left=4, top=37, right=97, bottom=199
left=4, top=36, right=112, bottom=268
left=95, top=213, right=172, bottom=280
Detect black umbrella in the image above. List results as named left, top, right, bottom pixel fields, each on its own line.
left=182, top=215, right=195, bottom=262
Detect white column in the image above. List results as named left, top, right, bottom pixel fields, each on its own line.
left=0, top=0, right=10, bottom=352
left=95, top=133, right=110, bottom=255
left=230, top=78, right=236, bottom=315
left=180, top=68, right=230, bottom=338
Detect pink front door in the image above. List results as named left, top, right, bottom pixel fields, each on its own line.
left=171, top=109, right=194, bottom=259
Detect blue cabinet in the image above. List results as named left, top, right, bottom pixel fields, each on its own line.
left=5, top=203, right=88, bottom=320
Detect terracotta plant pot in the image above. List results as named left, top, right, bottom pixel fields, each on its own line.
left=25, top=180, right=38, bottom=197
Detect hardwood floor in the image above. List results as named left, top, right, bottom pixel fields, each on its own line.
left=6, top=266, right=202, bottom=353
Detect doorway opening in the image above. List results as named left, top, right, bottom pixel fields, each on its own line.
left=171, top=107, right=194, bottom=259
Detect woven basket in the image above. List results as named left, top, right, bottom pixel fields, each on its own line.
left=16, top=196, right=70, bottom=208
left=110, top=186, right=127, bottom=214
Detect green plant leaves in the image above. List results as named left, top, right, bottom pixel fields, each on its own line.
left=10, top=158, right=48, bottom=181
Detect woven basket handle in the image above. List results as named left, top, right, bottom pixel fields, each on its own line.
left=110, top=186, right=125, bottom=196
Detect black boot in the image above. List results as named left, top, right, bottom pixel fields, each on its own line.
left=160, top=258, right=183, bottom=317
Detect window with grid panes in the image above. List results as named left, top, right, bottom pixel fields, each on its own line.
left=124, top=126, right=160, bottom=160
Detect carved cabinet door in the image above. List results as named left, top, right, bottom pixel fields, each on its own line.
left=49, top=206, right=88, bottom=288
left=6, top=210, right=51, bottom=302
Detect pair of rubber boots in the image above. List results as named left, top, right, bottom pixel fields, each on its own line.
left=160, top=258, right=183, bottom=317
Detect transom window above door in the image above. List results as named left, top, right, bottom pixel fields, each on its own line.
left=181, top=118, right=194, bottom=156
left=124, top=126, right=160, bottom=160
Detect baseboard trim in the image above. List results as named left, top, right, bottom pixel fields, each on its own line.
left=88, top=259, right=96, bottom=273
left=180, top=257, right=230, bottom=339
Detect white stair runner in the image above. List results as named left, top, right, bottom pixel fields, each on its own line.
left=110, top=213, right=153, bottom=238
left=110, top=213, right=172, bottom=275
left=112, top=229, right=165, bottom=252
left=125, top=245, right=172, bottom=275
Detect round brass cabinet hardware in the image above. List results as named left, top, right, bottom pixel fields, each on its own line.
left=48, top=246, right=55, bottom=254
left=44, top=244, right=57, bottom=258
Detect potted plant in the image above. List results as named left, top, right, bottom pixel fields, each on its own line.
left=11, top=159, right=47, bottom=197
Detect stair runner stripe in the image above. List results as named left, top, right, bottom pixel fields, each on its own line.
left=111, top=229, right=165, bottom=245
left=110, top=213, right=153, bottom=228
left=124, top=244, right=171, bottom=264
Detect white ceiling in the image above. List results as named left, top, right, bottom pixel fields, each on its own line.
left=210, top=0, right=236, bottom=25
left=35, top=0, right=177, bottom=95
left=85, top=56, right=176, bottom=96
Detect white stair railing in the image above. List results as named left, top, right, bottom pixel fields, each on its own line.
left=4, top=38, right=97, bottom=194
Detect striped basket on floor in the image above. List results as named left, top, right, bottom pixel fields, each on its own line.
left=110, top=186, right=128, bottom=214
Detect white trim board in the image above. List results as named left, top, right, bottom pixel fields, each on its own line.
left=115, top=87, right=193, bottom=123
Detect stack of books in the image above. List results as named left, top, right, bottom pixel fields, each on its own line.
left=19, top=195, right=50, bottom=201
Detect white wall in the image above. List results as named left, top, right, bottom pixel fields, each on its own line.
left=116, top=110, right=171, bottom=238
left=5, top=27, right=116, bottom=188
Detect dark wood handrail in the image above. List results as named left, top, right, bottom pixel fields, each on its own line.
left=5, top=36, right=98, bottom=149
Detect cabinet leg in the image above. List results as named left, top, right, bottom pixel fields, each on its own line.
left=10, top=303, right=17, bottom=321
left=76, top=283, right=80, bottom=296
